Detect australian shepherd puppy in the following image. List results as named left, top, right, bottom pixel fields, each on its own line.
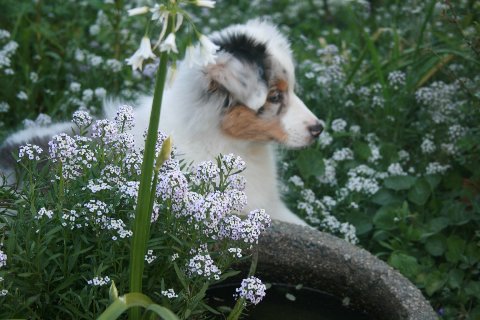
left=1, top=20, right=322, bottom=226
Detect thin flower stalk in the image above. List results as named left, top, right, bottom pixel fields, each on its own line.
left=128, top=18, right=172, bottom=320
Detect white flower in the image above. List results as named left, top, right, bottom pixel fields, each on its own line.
left=17, top=91, right=28, bottom=100
left=159, top=33, right=178, bottom=54
left=331, top=118, right=347, bottom=132
left=174, top=13, right=184, bottom=32
left=199, top=35, right=219, bottom=66
left=127, top=6, right=149, bottom=16
left=126, top=37, right=156, bottom=71
left=196, top=0, right=216, bottom=8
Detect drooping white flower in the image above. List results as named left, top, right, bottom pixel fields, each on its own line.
left=175, top=13, right=184, bottom=32
left=159, top=33, right=179, bottom=54
left=196, top=0, right=216, bottom=8
left=127, top=6, right=149, bottom=16
left=126, top=37, right=156, bottom=71
left=199, top=34, right=219, bottom=66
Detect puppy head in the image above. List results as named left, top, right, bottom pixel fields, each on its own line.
left=205, top=20, right=322, bottom=148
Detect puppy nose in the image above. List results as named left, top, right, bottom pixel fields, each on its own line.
left=308, top=123, right=323, bottom=138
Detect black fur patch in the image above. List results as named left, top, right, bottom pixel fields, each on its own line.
left=213, top=33, right=269, bottom=81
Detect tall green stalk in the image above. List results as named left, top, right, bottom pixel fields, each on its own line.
left=128, top=48, right=169, bottom=320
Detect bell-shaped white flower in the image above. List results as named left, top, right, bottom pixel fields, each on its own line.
left=127, top=6, right=150, bottom=16
left=126, top=37, right=156, bottom=71
left=159, top=33, right=179, bottom=54
left=196, top=0, right=216, bottom=8
left=199, top=35, right=219, bottom=66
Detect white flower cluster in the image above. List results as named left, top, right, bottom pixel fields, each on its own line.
left=145, top=249, right=157, bottom=264
left=0, top=247, right=6, bottom=268
left=36, top=207, right=54, bottom=219
left=345, top=165, right=381, bottom=196
left=194, top=160, right=220, bottom=185
left=61, top=210, right=85, bottom=230
left=0, top=101, right=9, bottom=113
left=91, top=119, right=118, bottom=143
left=421, top=136, right=436, bottom=154
left=318, top=131, right=333, bottom=148
left=161, top=288, right=178, bottom=299
left=317, top=159, right=337, bottom=186
left=387, top=163, right=407, bottom=176
left=415, top=81, right=461, bottom=124
left=388, top=70, right=406, bottom=89
left=289, top=176, right=358, bottom=244
left=72, top=110, right=93, bottom=127
left=218, top=209, right=271, bottom=246
left=425, top=162, right=450, bottom=175
left=234, top=276, right=266, bottom=305
left=221, top=153, right=247, bottom=173
left=0, top=246, right=7, bottom=296
left=332, top=147, right=354, bottom=161
left=86, top=275, right=111, bottom=286
left=114, top=105, right=135, bottom=131
left=48, top=133, right=97, bottom=180
left=186, top=246, right=221, bottom=280
left=227, top=247, right=242, bottom=258
left=331, top=118, right=347, bottom=132
left=18, top=144, right=43, bottom=161
left=0, top=29, right=18, bottom=75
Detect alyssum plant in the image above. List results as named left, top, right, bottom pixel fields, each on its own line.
left=0, top=1, right=269, bottom=319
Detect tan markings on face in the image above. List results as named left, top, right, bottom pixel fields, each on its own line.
left=221, top=105, right=288, bottom=142
left=276, top=79, right=288, bottom=92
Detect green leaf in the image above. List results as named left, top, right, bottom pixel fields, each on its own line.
left=389, top=252, right=420, bottom=279
left=295, top=149, right=325, bottom=179
left=97, top=292, right=179, bottom=320
left=424, top=234, right=446, bottom=257
left=285, top=293, right=296, bottom=301
left=173, top=262, right=188, bottom=291
left=344, top=211, right=372, bottom=235
left=427, top=217, right=450, bottom=233
left=425, top=175, right=441, bottom=190
left=384, top=176, right=417, bottom=191
left=447, top=269, right=464, bottom=289
left=370, top=188, right=403, bottom=206
left=353, top=141, right=371, bottom=160
left=424, top=271, right=446, bottom=296
left=408, top=178, right=431, bottom=205
left=373, top=206, right=397, bottom=230
left=465, top=281, right=480, bottom=297
left=445, top=235, right=466, bottom=263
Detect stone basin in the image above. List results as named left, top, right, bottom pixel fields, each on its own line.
left=242, top=221, right=438, bottom=320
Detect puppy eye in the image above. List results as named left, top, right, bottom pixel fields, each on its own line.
left=267, top=91, right=282, bottom=104
left=257, top=106, right=265, bottom=115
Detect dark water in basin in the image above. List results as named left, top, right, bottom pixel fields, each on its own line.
left=208, top=283, right=371, bottom=320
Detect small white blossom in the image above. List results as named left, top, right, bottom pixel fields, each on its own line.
left=161, top=288, right=178, bottom=299
left=126, top=37, right=156, bottom=71
left=159, top=33, right=178, bottom=54
left=331, top=118, right=347, bottom=132
left=87, top=275, right=111, bottom=286
left=426, top=162, right=450, bottom=175
left=127, top=6, right=149, bottom=16
left=17, top=91, right=28, bottom=100
left=196, top=0, right=216, bottom=8
left=36, top=207, right=54, bottom=219
left=421, top=137, right=436, bottom=154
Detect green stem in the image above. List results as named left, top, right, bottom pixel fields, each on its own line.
left=128, top=49, right=170, bottom=320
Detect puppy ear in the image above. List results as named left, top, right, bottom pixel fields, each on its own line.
left=205, top=34, right=269, bottom=111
